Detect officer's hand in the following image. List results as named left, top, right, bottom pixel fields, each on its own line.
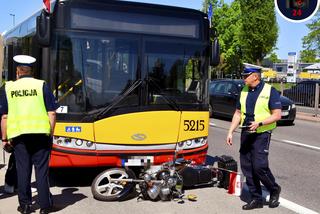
left=226, top=134, right=233, bottom=146
left=249, top=121, right=259, bottom=131
left=2, top=140, right=8, bottom=147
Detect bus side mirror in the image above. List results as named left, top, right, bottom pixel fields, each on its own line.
left=210, top=28, right=220, bottom=67
left=36, top=10, right=51, bottom=46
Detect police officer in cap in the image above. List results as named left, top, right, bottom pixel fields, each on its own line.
left=0, top=55, right=59, bottom=214
left=226, top=67, right=282, bottom=210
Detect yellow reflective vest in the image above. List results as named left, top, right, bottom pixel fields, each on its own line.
left=5, top=78, right=50, bottom=139
left=240, top=83, right=276, bottom=133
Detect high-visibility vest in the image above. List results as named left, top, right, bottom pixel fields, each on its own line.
left=240, top=83, right=276, bottom=133
left=5, top=78, right=50, bottom=139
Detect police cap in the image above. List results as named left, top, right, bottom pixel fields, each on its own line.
left=13, top=55, right=36, bottom=67
left=241, top=67, right=261, bottom=76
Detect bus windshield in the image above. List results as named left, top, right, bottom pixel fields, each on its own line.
left=53, top=32, right=206, bottom=114
left=145, top=39, right=206, bottom=105
left=53, top=32, right=139, bottom=113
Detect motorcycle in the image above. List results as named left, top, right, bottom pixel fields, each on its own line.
left=91, top=157, right=223, bottom=202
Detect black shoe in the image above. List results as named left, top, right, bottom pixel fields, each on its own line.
left=242, top=200, right=263, bottom=210
left=40, top=208, right=49, bottom=214
left=17, top=205, right=32, bottom=214
left=40, top=206, right=55, bottom=214
left=269, top=186, right=281, bottom=208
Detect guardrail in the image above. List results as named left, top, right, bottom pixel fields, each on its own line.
left=280, top=82, right=319, bottom=117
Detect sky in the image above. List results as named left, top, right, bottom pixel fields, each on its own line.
left=0, top=0, right=314, bottom=60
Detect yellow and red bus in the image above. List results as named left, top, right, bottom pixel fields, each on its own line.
left=2, top=0, right=219, bottom=168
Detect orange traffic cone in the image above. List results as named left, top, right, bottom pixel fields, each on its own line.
left=228, top=172, right=242, bottom=196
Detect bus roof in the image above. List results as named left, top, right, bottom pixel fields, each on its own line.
left=3, top=0, right=207, bottom=38
left=78, top=0, right=206, bottom=16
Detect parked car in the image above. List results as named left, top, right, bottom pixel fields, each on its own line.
left=209, top=79, right=296, bottom=125
left=283, top=80, right=320, bottom=107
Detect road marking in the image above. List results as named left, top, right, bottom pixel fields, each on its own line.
left=263, top=192, right=319, bottom=214
left=278, top=198, right=319, bottom=214
left=262, top=191, right=318, bottom=214
left=243, top=185, right=319, bottom=214
left=209, top=122, right=216, bottom=127
left=281, top=140, right=320, bottom=151
left=208, top=123, right=320, bottom=151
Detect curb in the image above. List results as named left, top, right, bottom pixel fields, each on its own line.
left=296, top=112, right=320, bottom=122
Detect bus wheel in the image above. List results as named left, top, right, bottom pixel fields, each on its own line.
left=91, top=168, right=136, bottom=201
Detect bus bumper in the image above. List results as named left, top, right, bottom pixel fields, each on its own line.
left=49, top=144, right=208, bottom=168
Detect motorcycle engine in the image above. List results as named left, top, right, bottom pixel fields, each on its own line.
left=139, top=169, right=181, bottom=201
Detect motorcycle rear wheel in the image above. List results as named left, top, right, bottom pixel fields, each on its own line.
left=91, top=168, right=136, bottom=201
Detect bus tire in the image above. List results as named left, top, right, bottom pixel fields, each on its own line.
left=91, top=168, right=136, bottom=201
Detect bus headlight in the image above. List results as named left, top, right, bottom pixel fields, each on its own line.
left=53, top=137, right=95, bottom=150
left=178, top=141, right=184, bottom=147
left=86, top=141, right=93, bottom=147
left=75, top=139, right=83, bottom=146
left=186, top=140, right=193, bottom=146
left=176, top=137, right=207, bottom=150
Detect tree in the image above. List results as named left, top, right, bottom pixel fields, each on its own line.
left=302, top=11, right=320, bottom=57
left=203, top=0, right=243, bottom=77
left=239, top=0, right=278, bottom=65
left=299, top=49, right=319, bottom=63
left=203, top=0, right=278, bottom=78
left=267, top=52, right=281, bottom=63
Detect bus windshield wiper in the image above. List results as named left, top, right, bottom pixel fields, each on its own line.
left=147, top=77, right=181, bottom=111
left=93, top=79, right=143, bottom=120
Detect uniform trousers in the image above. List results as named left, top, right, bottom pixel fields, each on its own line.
left=5, top=153, right=17, bottom=187
left=240, top=131, right=279, bottom=201
left=12, top=134, right=52, bottom=209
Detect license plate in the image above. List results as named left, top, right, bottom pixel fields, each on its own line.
left=281, top=111, right=289, bottom=116
left=122, top=156, right=154, bottom=166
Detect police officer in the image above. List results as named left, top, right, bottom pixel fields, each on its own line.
left=0, top=55, right=58, bottom=214
left=1, top=82, right=17, bottom=194
left=226, top=67, right=282, bottom=210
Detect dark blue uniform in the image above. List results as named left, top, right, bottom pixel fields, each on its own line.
left=236, top=81, right=281, bottom=202
left=0, top=76, right=59, bottom=210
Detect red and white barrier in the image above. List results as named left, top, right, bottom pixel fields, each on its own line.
left=228, top=172, right=242, bottom=196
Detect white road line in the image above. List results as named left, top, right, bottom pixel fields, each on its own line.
left=279, top=198, right=319, bottom=214
left=263, top=192, right=319, bottom=214
left=209, top=123, right=320, bottom=151
left=209, top=122, right=216, bottom=127
left=281, top=140, right=320, bottom=151
left=245, top=186, right=320, bottom=214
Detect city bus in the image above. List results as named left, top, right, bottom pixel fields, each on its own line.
left=1, top=0, right=219, bottom=168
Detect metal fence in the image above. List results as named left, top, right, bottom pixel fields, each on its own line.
left=280, top=82, right=319, bottom=117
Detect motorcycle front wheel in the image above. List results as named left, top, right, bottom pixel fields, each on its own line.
left=91, top=168, right=136, bottom=201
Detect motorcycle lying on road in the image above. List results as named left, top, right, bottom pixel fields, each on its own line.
left=91, top=156, right=237, bottom=202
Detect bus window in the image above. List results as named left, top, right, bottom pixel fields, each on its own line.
left=53, top=33, right=139, bottom=112
left=146, top=40, right=204, bottom=105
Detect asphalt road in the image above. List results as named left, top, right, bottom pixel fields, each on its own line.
left=209, top=117, right=320, bottom=213
left=0, top=117, right=319, bottom=214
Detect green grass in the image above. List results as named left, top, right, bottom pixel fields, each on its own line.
left=270, top=83, right=294, bottom=91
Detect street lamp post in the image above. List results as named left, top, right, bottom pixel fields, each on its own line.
left=9, top=13, right=15, bottom=27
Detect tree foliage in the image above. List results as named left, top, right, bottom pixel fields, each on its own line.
left=203, top=0, right=278, bottom=77
left=267, top=52, right=281, bottom=63
left=203, top=0, right=243, bottom=77
left=302, top=11, right=320, bottom=58
left=299, top=49, right=319, bottom=63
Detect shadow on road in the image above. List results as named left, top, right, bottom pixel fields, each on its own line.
left=49, top=167, right=104, bottom=187
left=0, top=164, right=6, bottom=170
left=32, top=187, right=87, bottom=212
left=0, top=185, right=17, bottom=199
